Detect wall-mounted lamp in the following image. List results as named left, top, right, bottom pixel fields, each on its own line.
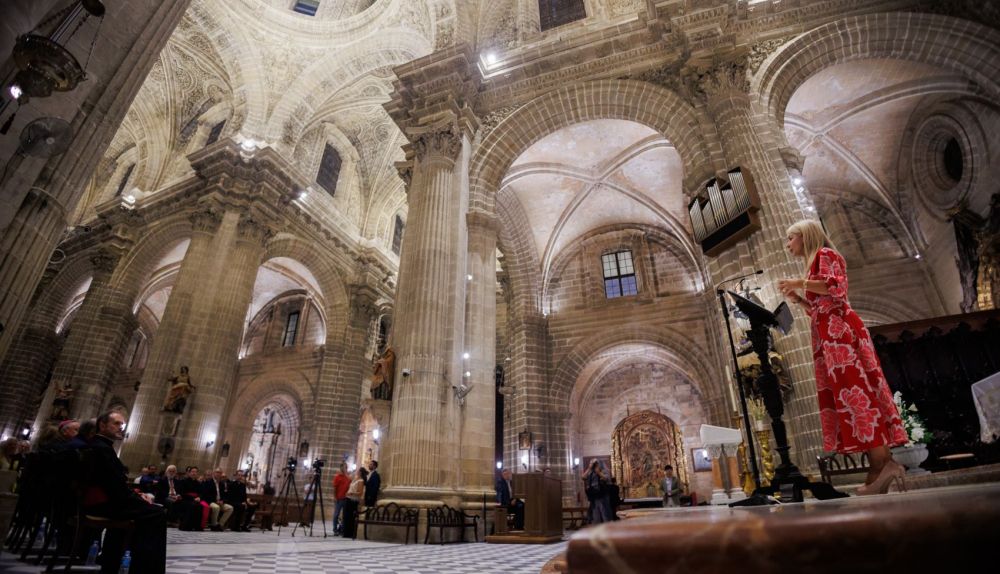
left=573, top=457, right=581, bottom=468
left=496, top=461, right=503, bottom=470
left=372, top=428, right=381, bottom=442
left=220, top=442, right=230, bottom=458
left=206, top=440, right=215, bottom=449
left=520, top=453, right=529, bottom=470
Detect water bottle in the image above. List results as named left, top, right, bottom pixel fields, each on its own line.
left=85, top=541, right=99, bottom=566
left=118, top=550, right=131, bottom=574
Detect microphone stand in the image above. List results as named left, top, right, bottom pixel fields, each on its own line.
left=716, top=286, right=771, bottom=506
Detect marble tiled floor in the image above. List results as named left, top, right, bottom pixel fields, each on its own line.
left=0, top=529, right=567, bottom=573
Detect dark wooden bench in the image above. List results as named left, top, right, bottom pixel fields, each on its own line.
left=360, top=503, right=418, bottom=544
left=248, top=494, right=274, bottom=531
left=816, top=452, right=870, bottom=484
left=424, top=504, right=479, bottom=544
left=563, top=506, right=587, bottom=530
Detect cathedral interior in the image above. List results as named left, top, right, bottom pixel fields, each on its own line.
left=1, top=0, right=999, bottom=572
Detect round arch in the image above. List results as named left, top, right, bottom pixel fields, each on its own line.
left=754, top=12, right=1000, bottom=130
left=469, top=79, right=719, bottom=211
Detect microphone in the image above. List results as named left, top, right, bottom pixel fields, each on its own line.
left=715, top=269, right=763, bottom=291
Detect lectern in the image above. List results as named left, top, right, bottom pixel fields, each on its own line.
left=486, top=472, right=562, bottom=544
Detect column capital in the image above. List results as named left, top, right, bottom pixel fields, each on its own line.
left=411, top=122, right=465, bottom=164
left=348, top=285, right=380, bottom=327
left=235, top=214, right=274, bottom=247
left=89, top=248, right=122, bottom=280
left=189, top=206, right=223, bottom=234
left=466, top=210, right=500, bottom=235
left=692, top=58, right=750, bottom=106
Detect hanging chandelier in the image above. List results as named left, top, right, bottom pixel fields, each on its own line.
left=1, top=1, right=105, bottom=134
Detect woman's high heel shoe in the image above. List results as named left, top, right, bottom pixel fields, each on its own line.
left=856, top=461, right=907, bottom=496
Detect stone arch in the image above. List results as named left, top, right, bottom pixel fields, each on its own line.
left=111, top=215, right=194, bottom=300
left=469, top=79, right=719, bottom=212
left=261, top=234, right=351, bottom=338
left=849, top=293, right=924, bottom=327
left=551, top=327, right=722, bottom=408
left=754, top=12, right=1000, bottom=131
left=30, top=253, right=99, bottom=332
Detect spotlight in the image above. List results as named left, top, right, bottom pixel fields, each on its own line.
left=485, top=52, right=497, bottom=65
left=496, top=461, right=503, bottom=470
left=240, top=138, right=257, bottom=152
left=372, top=428, right=381, bottom=441
left=464, top=371, right=471, bottom=378
left=793, top=177, right=803, bottom=185
left=462, top=352, right=470, bottom=360
left=466, top=274, right=473, bottom=281
left=9, top=84, right=23, bottom=101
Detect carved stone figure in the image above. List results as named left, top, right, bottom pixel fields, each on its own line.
left=370, top=347, right=396, bottom=400
left=51, top=382, right=74, bottom=421
left=162, top=366, right=195, bottom=413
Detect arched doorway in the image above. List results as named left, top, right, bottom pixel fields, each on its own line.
left=611, top=410, right=687, bottom=499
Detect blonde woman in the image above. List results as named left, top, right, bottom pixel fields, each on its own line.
left=778, top=220, right=908, bottom=495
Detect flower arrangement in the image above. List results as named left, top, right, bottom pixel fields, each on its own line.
left=893, top=391, right=930, bottom=446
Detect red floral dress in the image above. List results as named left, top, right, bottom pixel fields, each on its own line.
left=807, top=247, right=908, bottom=453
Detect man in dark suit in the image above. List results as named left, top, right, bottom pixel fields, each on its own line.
left=364, top=460, right=381, bottom=507
left=494, top=468, right=524, bottom=530
left=225, top=469, right=257, bottom=531
left=199, top=468, right=233, bottom=531
left=81, top=411, right=166, bottom=574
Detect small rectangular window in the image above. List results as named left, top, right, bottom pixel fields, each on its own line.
left=538, top=0, right=587, bottom=31
left=602, top=250, right=638, bottom=299
left=282, top=311, right=300, bottom=347
left=392, top=215, right=404, bottom=255
left=114, top=163, right=136, bottom=197
left=292, top=0, right=320, bottom=16
left=206, top=120, right=226, bottom=146
left=316, top=143, right=342, bottom=196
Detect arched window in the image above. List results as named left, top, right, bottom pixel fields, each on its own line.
left=114, top=164, right=136, bottom=197
left=316, top=143, right=342, bottom=196
left=392, top=215, right=405, bottom=255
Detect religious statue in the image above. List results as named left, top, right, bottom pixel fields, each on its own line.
left=162, top=366, right=195, bottom=413
left=51, top=382, right=74, bottom=421
left=370, top=346, right=396, bottom=400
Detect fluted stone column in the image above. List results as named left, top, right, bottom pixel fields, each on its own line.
left=384, top=121, right=469, bottom=497
left=310, top=288, right=378, bottom=465
left=30, top=250, right=137, bottom=421
left=699, top=61, right=823, bottom=467
left=460, top=211, right=498, bottom=497
left=0, top=325, right=63, bottom=438
left=0, top=189, right=67, bottom=363
left=121, top=207, right=271, bottom=471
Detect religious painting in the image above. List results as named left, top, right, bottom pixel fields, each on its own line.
left=611, top=410, right=687, bottom=499
left=518, top=430, right=534, bottom=450
left=691, top=447, right=712, bottom=472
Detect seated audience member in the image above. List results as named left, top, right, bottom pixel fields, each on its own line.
left=133, top=465, right=149, bottom=486
left=179, top=466, right=210, bottom=531
left=200, top=468, right=233, bottom=531
left=140, top=464, right=160, bottom=493
left=495, top=468, right=525, bottom=530
left=154, top=465, right=184, bottom=525
left=0, top=438, right=22, bottom=470
left=225, top=470, right=257, bottom=531
left=80, top=411, right=166, bottom=574
left=66, top=419, right=97, bottom=449
left=33, top=425, right=64, bottom=453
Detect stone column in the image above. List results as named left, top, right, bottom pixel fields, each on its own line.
left=310, top=287, right=377, bottom=465
left=459, top=211, right=499, bottom=496
left=384, top=121, right=468, bottom=497
left=0, top=189, right=67, bottom=363
left=0, top=325, right=62, bottom=438
left=36, top=250, right=137, bottom=420
left=121, top=207, right=271, bottom=471
left=698, top=60, right=822, bottom=467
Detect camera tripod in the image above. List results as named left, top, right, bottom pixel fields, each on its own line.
left=292, top=464, right=328, bottom=538
left=275, top=465, right=303, bottom=537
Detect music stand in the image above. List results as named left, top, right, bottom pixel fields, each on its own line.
left=724, top=291, right=847, bottom=504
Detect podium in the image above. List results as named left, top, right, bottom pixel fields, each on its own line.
left=486, top=472, right=562, bottom=544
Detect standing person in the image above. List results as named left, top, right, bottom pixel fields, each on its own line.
left=342, top=467, right=368, bottom=539
left=364, top=460, right=380, bottom=508
left=779, top=219, right=908, bottom=495
left=582, top=460, right=610, bottom=525
left=331, top=463, right=351, bottom=535
left=661, top=465, right=685, bottom=507
left=79, top=411, right=166, bottom=574
left=494, top=468, right=524, bottom=530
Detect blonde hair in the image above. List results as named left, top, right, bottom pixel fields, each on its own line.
left=786, top=219, right=835, bottom=276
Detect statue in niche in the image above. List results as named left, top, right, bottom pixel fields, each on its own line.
left=162, top=366, right=195, bottom=413
left=51, top=382, right=74, bottom=421
left=370, top=347, right=396, bottom=400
